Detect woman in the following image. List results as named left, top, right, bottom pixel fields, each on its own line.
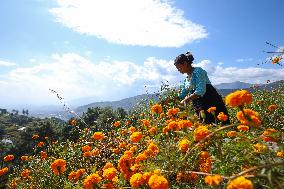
left=174, top=52, right=230, bottom=124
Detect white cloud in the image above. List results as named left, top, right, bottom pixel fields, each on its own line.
left=50, top=0, right=208, bottom=47
left=236, top=58, right=253, bottom=62
left=0, top=60, right=17, bottom=67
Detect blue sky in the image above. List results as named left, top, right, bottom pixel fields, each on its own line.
left=0, top=0, right=284, bottom=108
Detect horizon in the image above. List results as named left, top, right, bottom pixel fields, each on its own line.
left=1, top=0, right=284, bottom=108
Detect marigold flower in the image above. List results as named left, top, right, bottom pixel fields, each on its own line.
left=225, top=90, right=253, bottom=108
left=103, top=162, right=114, bottom=170
left=40, top=151, right=47, bottom=159
left=103, top=167, right=117, bottom=181
left=167, top=107, right=179, bottom=117
left=176, top=172, right=198, bottom=182
left=92, top=132, right=104, bottom=140
left=130, top=173, right=145, bottom=188
left=82, top=145, right=92, bottom=152
left=135, top=152, right=147, bottom=163
left=227, top=131, right=237, bottom=138
left=151, top=103, right=163, bottom=114
left=268, top=104, right=278, bottom=112
left=207, top=107, right=216, bottom=114
left=0, top=167, right=9, bottom=176
left=21, top=156, right=29, bottom=161
left=261, top=128, right=277, bottom=142
left=32, top=134, right=39, bottom=139
left=199, top=157, right=211, bottom=173
left=128, top=126, right=136, bottom=134
left=130, top=132, right=143, bottom=143
left=179, top=138, right=190, bottom=152
left=4, top=155, right=14, bottom=162
left=148, top=127, right=158, bottom=135
left=204, top=175, right=222, bottom=186
left=217, top=112, right=228, bottom=122
left=167, top=121, right=180, bottom=131
left=51, top=159, right=66, bottom=175
left=272, top=56, right=282, bottom=64
left=236, top=109, right=261, bottom=127
left=83, top=173, right=102, bottom=189
left=194, top=126, right=210, bottom=142
left=69, top=119, right=77, bottom=126
left=253, top=143, right=267, bottom=153
left=83, top=151, right=92, bottom=158
left=160, top=113, right=165, bottom=118
left=146, top=142, right=159, bottom=157
left=148, top=174, right=169, bottom=189
left=37, top=141, right=44, bottom=147
left=276, top=151, right=284, bottom=157
left=237, top=125, right=249, bottom=131
left=21, top=169, right=31, bottom=179
left=178, top=120, right=193, bottom=129
left=227, top=176, right=253, bottom=189
left=113, top=121, right=121, bottom=127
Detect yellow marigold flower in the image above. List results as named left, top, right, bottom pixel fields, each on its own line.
left=84, top=173, right=102, bottom=189
left=3, top=155, right=14, bottom=162
left=253, top=143, right=267, bottom=153
left=32, top=134, right=39, bottom=139
left=167, top=107, right=179, bottom=117
left=151, top=103, right=163, bottom=114
left=276, top=151, right=284, bottom=157
left=268, top=104, right=278, bottom=112
left=103, top=167, right=117, bottom=181
left=237, top=125, right=249, bottom=131
left=21, top=156, right=29, bottom=161
left=130, top=173, right=145, bottom=188
left=178, top=120, right=193, bottom=129
left=21, top=169, right=31, bottom=179
left=130, top=132, right=143, bottom=143
left=227, top=176, right=253, bottom=189
left=51, top=159, right=66, bottom=175
left=113, top=121, right=121, bottom=127
left=272, top=56, right=282, bottom=64
left=217, top=112, right=228, bottom=122
left=227, top=131, right=237, bottom=138
left=236, top=109, right=261, bottom=127
left=0, top=167, right=9, bottom=176
left=146, top=142, right=159, bottom=157
left=194, top=126, right=210, bottom=142
left=82, top=145, right=92, bottom=152
left=92, top=132, right=104, bottom=140
left=207, top=107, right=216, bottom=114
left=148, top=127, right=157, bottom=135
left=205, top=175, right=222, bottom=186
left=148, top=174, right=169, bottom=189
left=40, top=151, right=47, bottom=160
left=225, top=90, right=253, bottom=108
left=178, top=138, right=190, bottom=152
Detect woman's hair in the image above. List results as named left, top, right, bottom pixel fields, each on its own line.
left=174, top=52, right=194, bottom=65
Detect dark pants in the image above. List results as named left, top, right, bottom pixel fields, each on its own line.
left=192, top=84, right=230, bottom=124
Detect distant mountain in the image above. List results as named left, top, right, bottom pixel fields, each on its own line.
left=215, top=81, right=254, bottom=89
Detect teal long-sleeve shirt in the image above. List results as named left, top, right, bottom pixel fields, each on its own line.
left=178, top=67, right=211, bottom=99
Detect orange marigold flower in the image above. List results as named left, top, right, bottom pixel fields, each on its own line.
left=236, top=109, right=261, bottom=127
left=121, top=129, right=127, bottom=135
left=92, top=132, right=104, bottom=140
left=50, top=159, right=66, bottom=175
left=125, top=120, right=131, bottom=126
left=272, top=56, right=282, bottom=64
left=200, top=151, right=210, bottom=159
left=199, top=157, right=212, bottom=173
left=167, top=121, right=180, bottom=131
left=141, top=119, right=151, bottom=127
left=113, top=148, right=119, bottom=154
left=178, top=120, right=193, bottom=129
left=103, top=167, right=117, bottom=181
left=217, top=112, right=228, bottom=122
left=119, top=142, right=127, bottom=149
left=207, top=107, right=216, bottom=114
left=3, top=155, right=14, bottom=162
left=179, top=138, right=190, bottom=152
left=83, top=151, right=92, bottom=158
left=253, top=143, right=267, bottom=153
left=237, top=125, right=249, bottom=131
left=167, top=107, right=180, bottom=117
left=130, top=132, right=143, bottom=143
left=40, top=151, right=47, bottom=159
left=128, top=126, right=136, bottom=134
left=32, top=134, right=39, bottom=139
left=204, top=175, right=222, bottom=186
left=227, top=176, right=253, bottom=189
left=146, top=142, right=159, bottom=157
left=113, top=121, right=121, bottom=127
left=21, top=156, right=29, bottom=161
left=103, top=162, right=114, bottom=170
left=82, top=145, right=92, bottom=152
left=160, top=113, right=165, bottom=118
left=135, top=152, right=147, bottom=163
left=276, top=151, right=284, bottom=158
left=130, top=173, right=145, bottom=188
left=268, top=104, right=278, bottom=112
left=227, top=131, right=237, bottom=138
left=21, top=169, right=31, bottom=179
left=151, top=104, right=163, bottom=114
left=0, top=167, right=9, bottom=177
left=148, top=174, right=169, bottom=189
left=148, top=127, right=158, bottom=135
left=261, top=128, right=277, bottom=142
left=84, top=173, right=102, bottom=189
left=142, top=172, right=153, bottom=182
left=194, top=126, right=210, bottom=142
left=225, top=90, right=253, bottom=108
left=69, top=119, right=77, bottom=126
left=37, top=141, right=44, bottom=147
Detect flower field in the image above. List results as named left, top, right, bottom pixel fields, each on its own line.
left=1, top=82, right=284, bottom=189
